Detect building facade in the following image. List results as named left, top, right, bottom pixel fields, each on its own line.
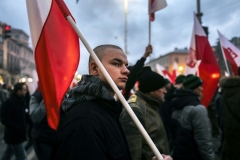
left=0, top=22, right=35, bottom=86
left=145, top=47, right=189, bottom=74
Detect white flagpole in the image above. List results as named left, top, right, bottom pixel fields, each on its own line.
left=149, top=0, right=151, bottom=44
left=56, top=1, right=163, bottom=160
left=67, top=16, right=163, bottom=160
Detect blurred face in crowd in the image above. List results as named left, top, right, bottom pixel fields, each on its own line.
left=89, top=47, right=129, bottom=95
left=17, top=84, right=27, bottom=97
left=193, top=85, right=203, bottom=99
left=149, top=87, right=167, bottom=103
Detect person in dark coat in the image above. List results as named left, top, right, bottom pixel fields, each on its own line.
left=120, top=67, right=170, bottom=160
left=50, top=45, right=132, bottom=160
left=171, top=74, right=214, bottom=160
left=159, top=74, right=185, bottom=150
left=24, top=86, right=33, bottom=152
left=30, top=89, right=61, bottom=160
left=220, top=76, right=240, bottom=160
left=123, top=45, right=152, bottom=100
left=1, top=82, right=28, bottom=160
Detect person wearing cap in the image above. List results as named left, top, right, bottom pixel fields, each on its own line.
left=171, top=74, right=214, bottom=160
left=174, top=74, right=186, bottom=89
left=120, top=66, right=170, bottom=160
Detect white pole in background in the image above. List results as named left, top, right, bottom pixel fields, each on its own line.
left=124, top=0, right=128, bottom=54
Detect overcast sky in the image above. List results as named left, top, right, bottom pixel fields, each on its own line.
left=0, top=0, right=239, bottom=75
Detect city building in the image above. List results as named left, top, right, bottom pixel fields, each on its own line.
left=145, top=47, right=189, bottom=74
left=0, top=21, right=35, bottom=86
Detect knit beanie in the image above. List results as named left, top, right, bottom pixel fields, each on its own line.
left=137, top=66, right=165, bottom=93
left=183, top=74, right=203, bottom=90
left=175, top=74, right=186, bottom=84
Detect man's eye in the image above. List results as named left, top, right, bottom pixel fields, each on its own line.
left=113, top=63, right=120, bottom=67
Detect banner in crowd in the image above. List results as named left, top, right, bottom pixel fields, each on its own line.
left=26, top=0, right=80, bottom=130
left=156, top=63, right=177, bottom=84
left=185, top=14, right=220, bottom=107
left=218, top=30, right=240, bottom=75
left=149, top=0, right=167, bottom=21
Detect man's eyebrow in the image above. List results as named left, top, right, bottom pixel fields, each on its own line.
left=111, top=58, right=123, bottom=63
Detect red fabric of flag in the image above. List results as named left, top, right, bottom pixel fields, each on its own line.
left=185, top=14, right=220, bottom=107
left=195, top=35, right=220, bottom=107
left=26, top=0, right=80, bottom=130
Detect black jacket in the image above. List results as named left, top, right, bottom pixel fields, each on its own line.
left=1, top=93, right=27, bottom=144
left=123, top=57, right=146, bottom=100
left=30, top=90, right=58, bottom=145
left=171, top=89, right=214, bottom=160
left=50, top=75, right=131, bottom=160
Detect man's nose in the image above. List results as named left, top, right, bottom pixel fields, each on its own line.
left=123, top=66, right=130, bottom=75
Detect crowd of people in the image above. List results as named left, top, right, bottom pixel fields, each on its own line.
left=0, top=44, right=239, bottom=160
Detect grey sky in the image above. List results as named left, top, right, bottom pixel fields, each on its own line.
left=0, top=0, right=239, bottom=75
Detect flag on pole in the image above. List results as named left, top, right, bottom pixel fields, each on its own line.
left=218, top=30, right=240, bottom=75
left=149, top=0, right=167, bottom=21
left=185, top=14, right=220, bottom=107
left=26, top=0, right=80, bottom=130
left=156, top=63, right=176, bottom=83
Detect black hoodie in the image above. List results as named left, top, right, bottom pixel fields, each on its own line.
left=50, top=75, right=131, bottom=160
left=170, top=89, right=214, bottom=160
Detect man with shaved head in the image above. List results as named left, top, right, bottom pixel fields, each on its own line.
left=51, top=44, right=172, bottom=160
left=50, top=44, right=132, bottom=160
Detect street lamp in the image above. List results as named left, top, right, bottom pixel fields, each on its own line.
left=124, top=0, right=128, bottom=54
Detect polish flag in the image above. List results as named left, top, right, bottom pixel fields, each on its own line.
left=173, top=61, right=179, bottom=77
left=149, top=0, right=167, bottom=21
left=218, top=30, right=240, bottom=75
left=26, top=0, right=80, bottom=130
left=185, top=14, right=220, bottom=107
left=156, top=63, right=176, bottom=84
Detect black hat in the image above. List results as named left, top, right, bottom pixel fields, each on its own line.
left=175, top=74, right=186, bottom=84
left=183, top=74, right=203, bottom=90
left=137, top=66, right=165, bottom=93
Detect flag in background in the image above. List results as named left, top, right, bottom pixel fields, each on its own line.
left=185, top=14, right=220, bottom=107
left=218, top=30, right=240, bottom=75
left=149, top=0, right=167, bottom=21
left=26, top=0, right=80, bottom=130
left=156, top=63, right=176, bottom=84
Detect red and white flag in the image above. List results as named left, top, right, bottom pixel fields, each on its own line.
left=185, top=14, right=220, bottom=107
left=149, top=0, right=167, bottom=21
left=218, top=30, right=240, bottom=75
left=156, top=63, right=176, bottom=84
left=26, top=0, right=80, bottom=130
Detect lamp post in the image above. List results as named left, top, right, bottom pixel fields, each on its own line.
left=124, top=0, right=128, bottom=54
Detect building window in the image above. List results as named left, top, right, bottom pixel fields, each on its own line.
left=175, top=57, right=179, bottom=63
left=0, top=50, right=3, bottom=68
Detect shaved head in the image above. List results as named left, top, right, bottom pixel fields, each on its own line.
left=88, top=44, right=124, bottom=73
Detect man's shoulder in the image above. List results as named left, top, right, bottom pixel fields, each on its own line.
left=128, top=94, right=138, bottom=104
left=61, top=100, right=110, bottom=126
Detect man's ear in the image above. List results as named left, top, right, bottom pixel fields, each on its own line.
left=89, top=61, right=99, bottom=76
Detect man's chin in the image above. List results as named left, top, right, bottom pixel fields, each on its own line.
left=117, top=84, right=126, bottom=90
